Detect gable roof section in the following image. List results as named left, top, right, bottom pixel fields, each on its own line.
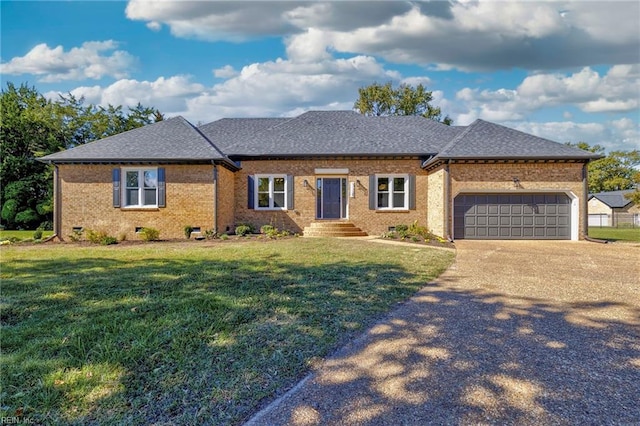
left=200, top=111, right=463, bottom=157
left=39, top=116, right=235, bottom=166
left=589, top=189, right=636, bottom=208
left=430, top=119, right=601, bottom=162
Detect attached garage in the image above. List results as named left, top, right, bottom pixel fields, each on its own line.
left=454, top=193, right=572, bottom=240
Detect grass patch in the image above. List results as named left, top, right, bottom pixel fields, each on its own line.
left=0, top=238, right=454, bottom=425
left=588, top=227, right=640, bottom=242
left=0, top=230, right=53, bottom=242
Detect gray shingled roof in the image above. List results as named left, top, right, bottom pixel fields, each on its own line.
left=39, top=116, right=233, bottom=164
left=198, top=117, right=290, bottom=153
left=199, top=111, right=463, bottom=157
left=433, top=119, right=600, bottom=160
left=589, top=189, right=636, bottom=208
left=39, top=111, right=601, bottom=165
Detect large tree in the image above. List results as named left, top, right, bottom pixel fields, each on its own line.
left=1, top=84, right=62, bottom=229
left=354, top=81, right=452, bottom=125
left=567, top=142, right=640, bottom=193
left=0, top=82, right=163, bottom=230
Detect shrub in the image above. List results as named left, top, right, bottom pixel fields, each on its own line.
left=408, top=220, right=430, bottom=239
left=260, top=224, right=275, bottom=234
left=235, top=224, right=253, bottom=237
left=38, top=221, right=53, bottom=231
left=33, top=229, right=43, bottom=240
left=395, top=224, right=409, bottom=233
left=220, top=233, right=229, bottom=240
left=86, top=229, right=103, bottom=244
left=100, top=236, right=118, bottom=245
left=184, top=225, right=194, bottom=239
left=203, top=229, right=217, bottom=239
left=139, top=227, right=160, bottom=241
left=86, top=229, right=118, bottom=245
left=260, top=224, right=280, bottom=238
left=68, top=229, right=83, bottom=242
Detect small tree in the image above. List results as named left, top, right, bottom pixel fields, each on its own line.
left=354, top=81, right=452, bottom=124
left=567, top=142, right=640, bottom=193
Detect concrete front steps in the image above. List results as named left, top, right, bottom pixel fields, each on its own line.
left=303, top=221, right=368, bottom=237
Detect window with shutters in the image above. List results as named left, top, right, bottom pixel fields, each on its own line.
left=122, top=168, right=158, bottom=207
left=254, top=174, right=288, bottom=210
left=376, top=174, right=408, bottom=210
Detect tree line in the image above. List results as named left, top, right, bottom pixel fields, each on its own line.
left=0, top=82, right=163, bottom=230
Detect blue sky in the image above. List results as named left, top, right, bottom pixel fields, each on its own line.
left=1, top=1, right=639, bottom=152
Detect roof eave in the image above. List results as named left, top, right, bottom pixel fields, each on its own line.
left=37, top=157, right=239, bottom=170
left=421, top=155, right=597, bottom=170
left=228, top=152, right=436, bottom=160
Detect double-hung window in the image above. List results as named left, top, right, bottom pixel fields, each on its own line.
left=256, top=175, right=287, bottom=210
left=124, top=168, right=158, bottom=207
left=376, top=174, right=408, bottom=210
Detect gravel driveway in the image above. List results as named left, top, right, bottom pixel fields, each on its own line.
left=247, top=240, right=640, bottom=425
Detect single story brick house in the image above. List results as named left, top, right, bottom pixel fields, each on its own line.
left=588, top=189, right=640, bottom=227
left=39, top=110, right=600, bottom=241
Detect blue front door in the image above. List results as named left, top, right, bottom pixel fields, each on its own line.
left=317, top=178, right=345, bottom=219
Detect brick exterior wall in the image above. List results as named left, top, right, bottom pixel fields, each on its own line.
left=235, top=158, right=429, bottom=236
left=58, top=164, right=217, bottom=240
left=215, top=166, right=236, bottom=234
left=449, top=162, right=587, bottom=239
left=56, top=160, right=591, bottom=241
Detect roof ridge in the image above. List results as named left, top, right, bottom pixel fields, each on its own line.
left=432, top=119, right=476, bottom=156
left=183, top=117, right=234, bottom=162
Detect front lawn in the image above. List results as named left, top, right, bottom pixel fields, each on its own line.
left=0, top=229, right=53, bottom=242
left=588, top=227, right=640, bottom=242
left=1, top=238, right=454, bottom=425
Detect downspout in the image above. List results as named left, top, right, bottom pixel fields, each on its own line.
left=53, top=164, right=62, bottom=240
left=213, top=163, right=219, bottom=235
left=582, top=163, right=589, bottom=240
left=445, top=160, right=452, bottom=241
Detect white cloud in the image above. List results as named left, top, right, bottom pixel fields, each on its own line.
left=186, top=55, right=401, bottom=122
left=213, top=65, right=238, bottom=79
left=609, top=117, right=640, bottom=150
left=146, top=21, right=162, bottom=31
left=0, top=41, right=136, bottom=82
left=285, top=28, right=333, bottom=62
left=454, top=65, right=640, bottom=124
left=125, top=1, right=639, bottom=71
left=125, top=1, right=301, bottom=41
left=512, top=120, right=639, bottom=152
left=45, top=75, right=205, bottom=116
left=40, top=52, right=401, bottom=124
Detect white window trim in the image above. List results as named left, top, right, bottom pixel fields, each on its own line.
left=376, top=174, right=409, bottom=210
left=255, top=174, right=288, bottom=210
left=122, top=167, right=159, bottom=208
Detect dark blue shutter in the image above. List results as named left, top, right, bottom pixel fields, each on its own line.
left=408, top=174, right=416, bottom=210
left=369, top=175, right=376, bottom=210
left=112, top=168, right=121, bottom=207
left=286, top=175, right=294, bottom=210
left=248, top=175, right=255, bottom=209
left=158, top=167, right=166, bottom=208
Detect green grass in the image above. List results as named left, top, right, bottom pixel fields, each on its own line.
left=0, top=230, right=53, bottom=242
left=588, top=227, right=640, bottom=242
left=0, top=238, right=454, bottom=425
